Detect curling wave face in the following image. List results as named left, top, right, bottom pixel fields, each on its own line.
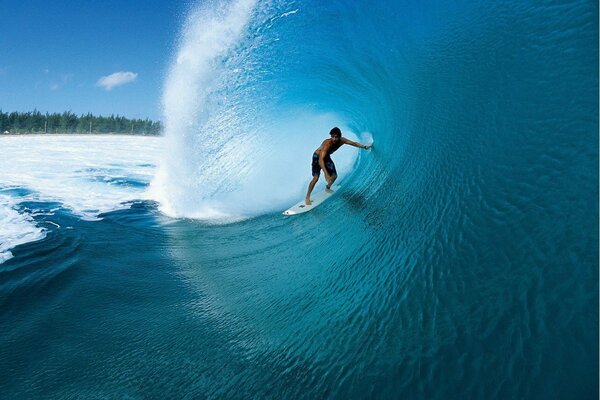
left=150, top=0, right=379, bottom=222
left=148, top=0, right=598, bottom=397
left=0, top=0, right=589, bottom=398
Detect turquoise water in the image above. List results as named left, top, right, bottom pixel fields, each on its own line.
left=1, top=0, right=598, bottom=398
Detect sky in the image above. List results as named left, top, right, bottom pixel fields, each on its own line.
left=0, top=1, right=188, bottom=121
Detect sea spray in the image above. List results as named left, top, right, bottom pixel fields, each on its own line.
left=152, top=0, right=260, bottom=221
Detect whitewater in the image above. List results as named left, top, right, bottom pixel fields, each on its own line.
left=0, top=0, right=597, bottom=398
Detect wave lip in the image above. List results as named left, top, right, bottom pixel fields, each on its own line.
left=153, top=0, right=262, bottom=222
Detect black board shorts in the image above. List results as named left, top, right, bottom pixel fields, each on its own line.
left=312, top=153, right=337, bottom=177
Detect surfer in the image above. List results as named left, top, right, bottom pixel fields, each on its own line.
left=305, top=127, right=372, bottom=205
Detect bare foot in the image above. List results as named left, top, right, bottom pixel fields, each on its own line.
left=305, top=198, right=312, bottom=205
left=325, top=187, right=333, bottom=193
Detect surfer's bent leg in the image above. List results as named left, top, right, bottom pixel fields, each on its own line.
left=306, top=175, right=319, bottom=205
left=325, top=159, right=337, bottom=191
left=306, top=154, right=321, bottom=205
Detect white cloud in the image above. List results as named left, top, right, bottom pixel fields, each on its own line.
left=50, top=83, right=60, bottom=91
left=96, top=71, right=138, bottom=90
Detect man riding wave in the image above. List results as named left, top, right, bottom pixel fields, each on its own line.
left=305, top=127, right=372, bottom=205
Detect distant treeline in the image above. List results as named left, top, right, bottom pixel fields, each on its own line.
left=0, top=110, right=163, bottom=135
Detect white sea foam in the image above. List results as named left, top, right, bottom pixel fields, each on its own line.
left=0, top=194, right=46, bottom=262
left=0, top=135, right=162, bottom=263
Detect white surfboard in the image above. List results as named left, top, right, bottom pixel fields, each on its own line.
left=283, top=186, right=340, bottom=215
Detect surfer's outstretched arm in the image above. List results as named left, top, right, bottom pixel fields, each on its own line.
left=342, top=137, right=372, bottom=149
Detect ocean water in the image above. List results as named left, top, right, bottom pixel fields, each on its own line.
left=1, top=0, right=598, bottom=399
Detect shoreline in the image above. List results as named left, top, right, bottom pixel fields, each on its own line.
left=1, top=132, right=161, bottom=137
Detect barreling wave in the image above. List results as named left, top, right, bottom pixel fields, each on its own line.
left=149, top=0, right=598, bottom=396
left=150, top=0, right=384, bottom=222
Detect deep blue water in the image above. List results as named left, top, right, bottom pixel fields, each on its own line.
left=1, top=0, right=598, bottom=398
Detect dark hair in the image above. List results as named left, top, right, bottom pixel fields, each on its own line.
left=329, top=127, right=342, bottom=137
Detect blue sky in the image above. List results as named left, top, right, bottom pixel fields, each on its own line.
left=0, top=1, right=187, bottom=121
